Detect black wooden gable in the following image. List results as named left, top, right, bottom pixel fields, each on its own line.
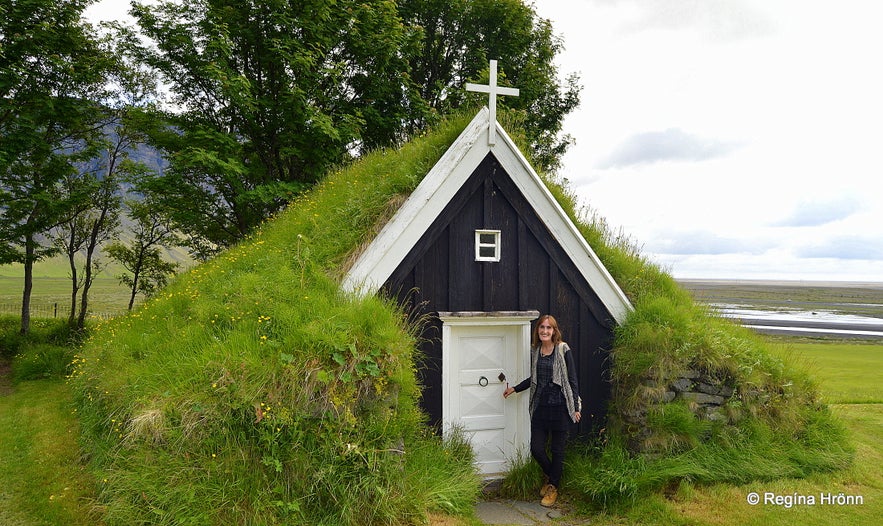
left=382, top=152, right=617, bottom=434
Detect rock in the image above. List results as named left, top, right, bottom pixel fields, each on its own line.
left=705, top=409, right=727, bottom=422
left=697, top=382, right=722, bottom=395
left=671, top=378, right=693, bottom=392
left=679, top=392, right=726, bottom=406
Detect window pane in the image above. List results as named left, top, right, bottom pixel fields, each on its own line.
left=479, top=246, right=496, bottom=258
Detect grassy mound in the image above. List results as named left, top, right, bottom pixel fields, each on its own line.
left=70, top=109, right=852, bottom=523
left=70, top=114, right=481, bottom=525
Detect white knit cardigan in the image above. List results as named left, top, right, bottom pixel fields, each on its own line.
left=527, top=342, right=582, bottom=423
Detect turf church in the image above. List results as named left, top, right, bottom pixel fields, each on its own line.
left=343, top=61, right=632, bottom=476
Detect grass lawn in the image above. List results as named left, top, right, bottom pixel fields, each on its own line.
left=768, top=341, right=883, bottom=404
left=0, top=378, right=102, bottom=526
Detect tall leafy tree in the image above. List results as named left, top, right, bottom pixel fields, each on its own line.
left=53, top=64, right=160, bottom=329
left=52, top=147, right=128, bottom=330
left=0, top=0, right=115, bottom=333
left=53, top=170, right=108, bottom=328
left=126, top=0, right=580, bottom=256
left=125, top=0, right=418, bottom=259
left=106, top=199, right=180, bottom=311
left=398, top=0, right=581, bottom=172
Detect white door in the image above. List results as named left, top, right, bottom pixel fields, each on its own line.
left=440, top=313, right=534, bottom=477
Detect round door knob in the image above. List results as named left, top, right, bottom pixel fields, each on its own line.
left=478, top=376, right=489, bottom=387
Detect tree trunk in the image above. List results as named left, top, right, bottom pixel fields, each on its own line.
left=127, top=259, right=142, bottom=311
left=20, top=235, right=35, bottom=335
left=78, top=199, right=110, bottom=329
left=127, top=248, right=146, bottom=311
left=127, top=271, right=139, bottom=311
left=77, top=245, right=94, bottom=329
left=67, top=242, right=79, bottom=327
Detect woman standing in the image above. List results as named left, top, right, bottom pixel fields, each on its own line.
left=503, top=314, right=580, bottom=507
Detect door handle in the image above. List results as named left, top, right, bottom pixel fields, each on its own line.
left=478, top=376, right=489, bottom=387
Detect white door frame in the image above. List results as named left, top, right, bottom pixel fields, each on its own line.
left=439, top=311, right=538, bottom=477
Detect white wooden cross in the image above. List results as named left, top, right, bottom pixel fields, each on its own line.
left=466, top=60, right=519, bottom=146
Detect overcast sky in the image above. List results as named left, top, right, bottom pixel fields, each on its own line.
left=86, top=0, right=883, bottom=282
left=532, top=0, right=883, bottom=282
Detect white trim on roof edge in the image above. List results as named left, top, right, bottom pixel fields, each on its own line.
left=341, top=108, right=633, bottom=324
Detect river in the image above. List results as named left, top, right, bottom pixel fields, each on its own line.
left=712, top=304, right=883, bottom=339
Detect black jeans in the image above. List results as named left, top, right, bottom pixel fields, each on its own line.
left=529, top=404, right=569, bottom=487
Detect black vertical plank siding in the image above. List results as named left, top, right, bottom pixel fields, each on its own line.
left=382, top=152, right=616, bottom=435
left=486, top=178, right=519, bottom=311
left=449, top=190, right=483, bottom=310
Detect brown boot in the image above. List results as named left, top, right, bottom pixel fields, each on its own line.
left=540, top=485, right=558, bottom=507
left=539, top=475, right=551, bottom=497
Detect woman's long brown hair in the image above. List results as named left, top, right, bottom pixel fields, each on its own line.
left=531, top=314, right=563, bottom=348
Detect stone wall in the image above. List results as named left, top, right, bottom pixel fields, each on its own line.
left=620, top=368, right=738, bottom=453
left=668, top=368, right=735, bottom=422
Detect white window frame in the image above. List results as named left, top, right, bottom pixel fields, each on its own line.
left=475, top=229, right=501, bottom=262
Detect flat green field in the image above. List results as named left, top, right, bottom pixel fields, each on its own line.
left=0, top=277, right=135, bottom=318
left=769, top=341, right=883, bottom=404
left=0, top=252, right=189, bottom=317
left=0, top=380, right=100, bottom=526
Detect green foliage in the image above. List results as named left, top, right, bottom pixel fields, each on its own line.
left=0, top=316, right=74, bottom=360
left=127, top=0, right=419, bottom=256
left=12, top=343, right=75, bottom=381
left=499, top=448, right=544, bottom=500
left=105, top=199, right=181, bottom=310
left=124, top=0, right=580, bottom=256
left=1, top=0, right=123, bottom=333
left=0, top=315, right=76, bottom=380
left=399, top=0, right=581, bottom=172
left=402, top=429, right=482, bottom=517
left=644, top=401, right=716, bottom=450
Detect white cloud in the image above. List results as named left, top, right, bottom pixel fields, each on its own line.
left=597, top=128, right=740, bottom=168
left=645, top=230, right=770, bottom=256
left=773, top=196, right=862, bottom=227
left=614, top=0, right=776, bottom=42
left=84, top=0, right=135, bottom=24
left=795, top=236, right=883, bottom=261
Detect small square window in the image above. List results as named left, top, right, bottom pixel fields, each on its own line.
left=475, top=229, right=501, bottom=262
